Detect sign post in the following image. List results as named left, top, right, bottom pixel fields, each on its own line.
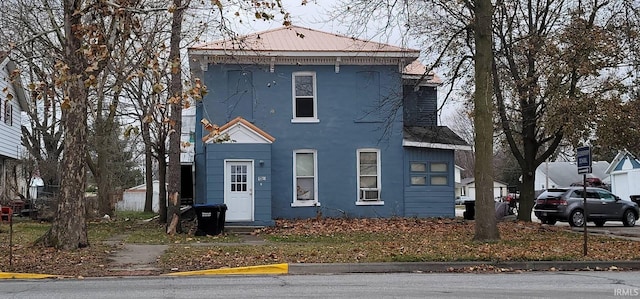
left=577, top=146, right=592, bottom=256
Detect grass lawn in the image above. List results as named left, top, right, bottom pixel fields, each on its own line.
left=1, top=213, right=639, bottom=276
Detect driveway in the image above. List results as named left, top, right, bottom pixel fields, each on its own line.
left=455, top=205, right=640, bottom=240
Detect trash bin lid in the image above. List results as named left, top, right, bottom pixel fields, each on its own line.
left=193, top=204, right=219, bottom=208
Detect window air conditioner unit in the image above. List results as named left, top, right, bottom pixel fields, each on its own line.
left=360, top=188, right=379, bottom=201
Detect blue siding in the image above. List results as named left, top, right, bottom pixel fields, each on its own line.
left=226, top=70, right=254, bottom=121
left=198, top=64, right=406, bottom=219
left=202, top=143, right=273, bottom=226
left=403, top=148, right=455, bottom=218
left=195, top=62, right=458, bottom=223
left=403, top=86, right=437, bottom=127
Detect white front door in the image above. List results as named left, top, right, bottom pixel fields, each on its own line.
left=224, top=161, right=254, bottom=221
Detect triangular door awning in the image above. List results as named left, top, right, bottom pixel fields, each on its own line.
left=204, top=117, right=275, bottom=144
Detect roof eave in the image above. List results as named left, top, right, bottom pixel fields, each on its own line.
left=188, top=49, right=420, bottom=59
left=5, top=60, right=29, bottom=111
left=402, top=140, right=473, bottom=151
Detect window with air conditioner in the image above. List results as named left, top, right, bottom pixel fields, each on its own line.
left=357, top=149, right=382, bottom=204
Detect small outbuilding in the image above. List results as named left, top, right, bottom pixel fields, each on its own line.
left=606, top=150, right=640, bottom=202
left=116, top=180, right=161, bottom=213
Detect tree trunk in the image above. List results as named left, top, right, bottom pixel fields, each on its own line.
left=158, top=154, right=168, bottom=223
left=38, top=0, right=89, bottom=249
left=518, top=171, right=535, bottom=222
left=472, top=0, right=500, bottom=241
left=165, top=0, right=186, bottom=235
left=143, top=121, right=154, bottom=213
left=96, top=144, right=113, bottom=217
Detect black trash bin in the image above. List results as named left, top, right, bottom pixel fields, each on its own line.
left=463, top=200, right=475, bottom=220
left=216, top=204, right=227, bottom=235
left=193, top=204, right=227, bottom=236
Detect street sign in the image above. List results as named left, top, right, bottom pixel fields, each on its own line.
left=577, top=146, right=592, bottom=174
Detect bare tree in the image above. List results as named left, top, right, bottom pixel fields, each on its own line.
left=165, top=0, right=188, bottom=234
left=36, top=0, right=140, bottom=249
left=0, top=0, right=65, bottom=195
left=492, top=1, right=639, bottom=220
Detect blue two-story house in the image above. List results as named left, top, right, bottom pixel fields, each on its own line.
left=188, top=26, right=470, bottom=226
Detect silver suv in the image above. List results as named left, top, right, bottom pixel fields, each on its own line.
left=534, top=187, right=639, bottom=227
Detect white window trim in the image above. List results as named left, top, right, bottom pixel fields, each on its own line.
left=356, top=148, right=383, bottom=205
left=291, top=149, right=320, bottom=207
left=291, top=71, right=319, bottom=123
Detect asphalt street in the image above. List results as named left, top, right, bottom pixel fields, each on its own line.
left=1, top=272, right=639, bottom=298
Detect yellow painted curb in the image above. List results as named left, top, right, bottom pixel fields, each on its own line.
left=0, top=272, right=60, bottom=279
left=164, top=263, right=289, bottom=276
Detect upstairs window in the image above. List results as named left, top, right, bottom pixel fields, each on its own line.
left=292, top=72, right=318, bottom=122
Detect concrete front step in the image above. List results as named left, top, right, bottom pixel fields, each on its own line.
left=225, top=225, right=264, bottom=235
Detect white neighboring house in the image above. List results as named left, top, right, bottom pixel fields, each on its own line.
left=0, top=53, right=28, bottom=202
left=459, top=178, right=508, bottom=201
left=605, top=150, right=640, bottom=202
left=534, top=161, right=610, bottom=191
left=180, top=106, right=196, bottom=163
left=454, top=165, right=464, bottom=197
left=117, top=107, right=195, bottom=213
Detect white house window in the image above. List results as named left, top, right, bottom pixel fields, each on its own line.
left=357, top=149, right=382, bottom=205
left=292, top=150, right=319, bottom=207
left=292, top=72, right=318, bottom=123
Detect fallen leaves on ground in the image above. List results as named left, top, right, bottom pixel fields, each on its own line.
left=3, top=217, right=640, bottom=276
left=158, top=218, right=640, bottom=273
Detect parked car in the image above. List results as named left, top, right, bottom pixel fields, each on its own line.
left=533, top=187, right=639, bottom=227
left=455, top=196, right=472, bottom=205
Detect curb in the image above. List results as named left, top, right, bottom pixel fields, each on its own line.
left=289, top=261, right=640, bottom=274
left=164, top=260, right=640, bottom=277
left=5, top=260, right=640, bottom=279
left=163, top=263, right=289, bottom=276
left=0, top=272, right=61, bottom=279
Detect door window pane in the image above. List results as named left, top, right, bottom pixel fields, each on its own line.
left=230, top=164, right=248, bottom=192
